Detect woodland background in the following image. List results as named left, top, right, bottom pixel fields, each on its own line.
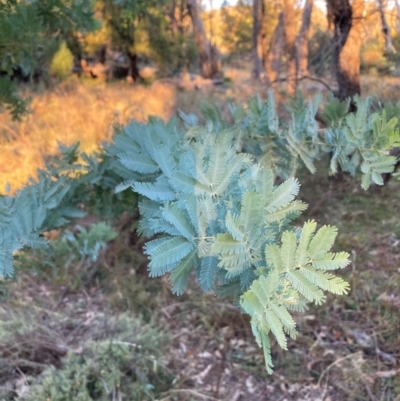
left=1, top=0, right=400, bottom=400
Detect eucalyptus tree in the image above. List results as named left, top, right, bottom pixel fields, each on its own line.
left=98, top=0, right=166, bottom=81
left=0, top=0, right=97, bottom=119
left=186, top=0, right=221, bottom=78
left=327, top=0, right=364, bottom=104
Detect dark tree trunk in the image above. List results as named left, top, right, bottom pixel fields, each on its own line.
left=283, top=0, right=297, bottom=96
left=328, top=0, right=364, bottom=104
left=297, top=0, right=313, bottom=79
left=252, top=0, right=264, bottom=79
left=264, top=12, right=284, bottom=88
left=127, top=51, right=140, bottom=81
left=378, top=0, right=396, bottom=53
left=186, top=0, right=221, bottom=79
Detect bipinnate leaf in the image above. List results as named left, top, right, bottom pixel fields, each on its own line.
left=240, top=191, right=263, bottom=234
left=312, top=252, right=351, bottom=270
left=214, top=233, right=247, bottom=255
left=299, top=266, right=350, bottom=295
left=264, top=200, right=307, bottom=223
left=361, top=173, right=372, bottom=190
left=169, top=172, right=197, bottom=194
left=307, top=225, right=338, bottom=260
left=169, top=249, right=198, bottom=295
left=286, top=270, right=325, bottom=304
left=133, top=181, right=176, bottom=201
left=218, top=250, right=252, bottom=278
left=255, top=167, right=274, bottom=201
left=199, top=256, right=219, bottom=291
left=265, top=178, right=300, bottom=213
left=225, top=211, right=244, bottom=242
left=214, top=153, right=253, bottom=195
left=206, top=145, right=228, bottom=190
left=153, top=146, right=177, bottom=177
left=265, top=309, right=287, bottom=349
left=197, top=196, right=217, bottom=224
left=265, top=244, right=283, bottom=271
left=162, top=203, right=196, bottom=240
left=295, top=220, right=317, bottom=266
left=118, top=152, right=159, bottom=174
left=369, top=156, right=396, bottom=174
left=270, top=303, right=297, bottom=331
left=146, top=236, right=195, bottom=277
left=280, top=231, right=296, bottom=271
left=138, top=199, right=162, bottom=219
left=261, top=332, right=274, bottom=374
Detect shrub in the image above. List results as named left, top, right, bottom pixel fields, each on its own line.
left=49, top=41, right=74, bottom=81
left=24, top=315, right=172, bottom=401
left=0, top=308, right=172, bottom=401
left=1, top=92, right=399, bottom=373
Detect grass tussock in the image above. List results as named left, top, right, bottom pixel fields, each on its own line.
left=0, top=307, right=172, bottom=401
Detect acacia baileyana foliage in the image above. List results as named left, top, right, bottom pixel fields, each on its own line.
left=1, top=93, right=399, bottom=371
left=108, top=115, right=350, bottom=372
left=197, top=92, right=400, bottom=189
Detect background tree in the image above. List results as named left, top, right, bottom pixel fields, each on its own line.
left=283, top=0, right=297, bottom=96
left=394, top=0, right=400, bottom=35
left=219, top=0, right=252, bottom=55
left=252, top=0, right=264, bottom=79
left=99, top=0, right=164, bottom=81
left=185, top=0, right=221, bottom=78
left=264, top=12, right=284, bottom=88
left=297, top=0, right=313, bottom=79
left=378, top=0, right=396, bottom=53
left=0, top=0, right=97, bottom=119
left=144, top=2, right=195, bottom=74
left=327, top=0, right=365, bottom=103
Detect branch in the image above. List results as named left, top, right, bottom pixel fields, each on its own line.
left=271, top=74, right=334, bottom=92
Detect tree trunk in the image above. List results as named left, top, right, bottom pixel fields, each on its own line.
left=394, top=0, right=400, bottom=35
left=252, top=0, right=264, bottom=79
left=378, top=0, right=396, bottom=53
left=169, top=0, right=179, bottom=36
left=127, top=51, right=140, bottom=81
left=264, top=12, right=284, bottom=88
left=186, top=0, right=221, bottom=79
left=283, top=0, right=297, bottom=96
left=297, top=0, right=313, bottom=79
left=328, top=0, right=364, bottom=104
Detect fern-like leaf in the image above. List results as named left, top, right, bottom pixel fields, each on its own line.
left=118, top=152, right=159, bottom=174
left=307, top=225, right=338, bottom=260
left=299, top=266, right=350, bottom=295
left=133, top=180, right=176, bottom=202
left=199, top=256, right=219, bottom=291
left=146, top=236, right=195, bottom=277
left=286, top=270, right=325, bottom=304
left=265, top=178, right=300, bottom=213
left=162, top=203, right=196, bottom=240
left=169, top=249, right=198, bottom=295
left=295, top=220, right=317, bottom=266
left=312, top=251, right=351, bottom=270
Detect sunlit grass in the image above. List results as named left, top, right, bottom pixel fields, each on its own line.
left=0, top=78, right=177, bottom=192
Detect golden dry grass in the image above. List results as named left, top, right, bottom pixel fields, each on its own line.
left=0, top=79, right=177, bottom=192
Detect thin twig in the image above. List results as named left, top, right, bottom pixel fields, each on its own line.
left=317, top=352, right=362, bottom=388
left=271, top=74, right=334, bottom=92
left=159, top=389, right=221, bottom=401
left=0, top=386, right=18, bottom=394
